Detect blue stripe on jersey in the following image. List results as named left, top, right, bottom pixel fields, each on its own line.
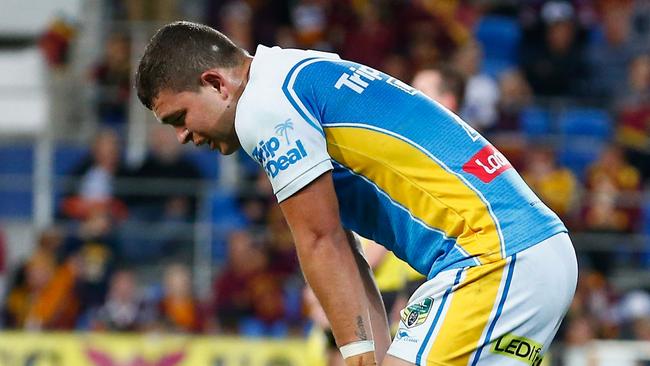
left=281, top=57, right=325, bottom=135
left=331, top=162, right=479, bottom=277
left=286, top=57, right=566, bottom=272
left=332, top=162, right=448, bottom=276
left=325, top=121, right=505, bottom=260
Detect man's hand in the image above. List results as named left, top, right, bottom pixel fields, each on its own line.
left=345, top=351, right=377, bottom=366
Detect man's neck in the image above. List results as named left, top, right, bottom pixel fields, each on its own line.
left=234, top=56, right=254, bottom=101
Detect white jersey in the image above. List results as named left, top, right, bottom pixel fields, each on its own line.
left=235, top=45, right=577, bottom=366
left=235, top=45, right=566, bottom=280
left=235, top=46, right=337, bottom=202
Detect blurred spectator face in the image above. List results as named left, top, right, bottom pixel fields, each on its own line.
left=80, top=207, right=113, bottom=239
left=634, top=318, right=650, bottom=340
left=105, top=33, right=130, bottom=69
left=38, top=226, right=63, bottom=252
left=602, top=6, right=632, bottom=45
left=164, top=264, right=192, bottom=298
left=600, top=145, right=624, bottom=168
left=499, top=70, right=532, bottom=107
left=629, top=54, right=650, bottom=93
left=227, top=231, right=265, bottom=274
left=565, top=316, right=595, bottom=345
left=382, top=54, right=410, bottom=83
left=93, top=130, right=120, bottom=172
left=220, top=1, right=253, bottom=52
left=79, top=242, right=111, bottom=283
left=358, top=3, right=381, bottom=28
left=547, top=21, right=575, bottom=53
left=292, top=0, right=327, bottom=48
left=26, top=253, right=54, bottom=291
left=267, top=205, right=293, bottom=250
left=150, top=124, right=182, bottom=162
left=109, top=271, right=137, bottom=303
left=255, top=170, right=273, bottom=195
left=542, top=1, right=576, bottom=53
left=452, top=41, right=482, bottom=77
left=408, top=34, right=439, bottom=70
left=527, top=148, right=555, bottom=176
left=275, top=26, right=297, bottom=48
left=412, top=70, right=455, bottom=110
left=412, top=70, right=443, bottom=100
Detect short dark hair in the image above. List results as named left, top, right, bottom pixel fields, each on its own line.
left=135, top=21, right=247, bottom=110
left=435, top=64, right=466, bottom=108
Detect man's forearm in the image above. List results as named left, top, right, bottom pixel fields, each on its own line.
left=295, top=228, right=373, bottom=346
left=347, top=233, right=391, bottom=364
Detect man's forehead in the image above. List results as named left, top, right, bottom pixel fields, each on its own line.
left=152, top=89, right=176, bottom=122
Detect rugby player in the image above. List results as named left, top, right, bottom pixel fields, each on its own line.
left=136, top=21, right=577, bottom=366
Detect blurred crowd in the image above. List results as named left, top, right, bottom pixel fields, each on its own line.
left=1, top=0, right=650, bottom=359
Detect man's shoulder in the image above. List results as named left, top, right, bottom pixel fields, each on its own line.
left=235, top=46, right=336, bottom=140
left=247, top=45, right=340, bottom=90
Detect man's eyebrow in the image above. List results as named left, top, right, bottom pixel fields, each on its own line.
left=158, top=110, right=186, bottom=126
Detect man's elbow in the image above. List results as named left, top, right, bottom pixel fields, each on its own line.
left=295, top=227, right=349, bottom=257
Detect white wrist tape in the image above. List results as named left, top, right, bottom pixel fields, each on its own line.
left=339, top=340, right=375, bottom=359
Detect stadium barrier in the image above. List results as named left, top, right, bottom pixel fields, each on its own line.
left=559, top=340, right=650, bottom=365
left=0, top=331, right=327, bottom=366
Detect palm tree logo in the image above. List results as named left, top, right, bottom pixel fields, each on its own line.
left=275, top=118, right=294, bottom=145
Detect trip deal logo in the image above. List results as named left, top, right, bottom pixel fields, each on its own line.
left=462, top=145, right=512, bottom=183
left=251, top=119, right=309, bottom=178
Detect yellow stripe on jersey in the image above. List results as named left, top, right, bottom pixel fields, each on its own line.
left=324, top=126, right=502, bottom=264
left=427, top=258, right=508, bottom=365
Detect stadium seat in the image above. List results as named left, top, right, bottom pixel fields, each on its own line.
left=480, top=58, right=513, bottom=79
left=557, top=138, right=605, bottom=179
left=521, top=106, right=552, bottom=137
left=642, top=201, right=650, bottom=267
left=207, top=189, right=248, bottom=262
left=475, top=15, right=521, bottom=72
left=185, top=149, right=220, bottom=180
left=0, top=145, right=33, bottom=175
left=239, top=318, right=289, bottom=338
left=54, top=144, right=88, bottom=176
left=558, top=108, right=612, bottom=139
left=0, top=145, right=33, bottom=217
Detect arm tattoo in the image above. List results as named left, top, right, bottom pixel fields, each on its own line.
left=355, top=316, right=368, bottom=340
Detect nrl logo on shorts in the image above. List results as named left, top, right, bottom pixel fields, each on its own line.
left=400, top=297, right=433, bottom=328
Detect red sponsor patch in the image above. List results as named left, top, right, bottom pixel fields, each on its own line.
left=462, top=145, right=512, bottom=183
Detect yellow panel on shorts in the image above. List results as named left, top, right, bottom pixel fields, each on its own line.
left=427, top=259, right=507, bottom=365
left=324, top=126, right=502, bottom=263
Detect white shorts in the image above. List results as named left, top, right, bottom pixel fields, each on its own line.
left=386, top=232, right=577, bottom=366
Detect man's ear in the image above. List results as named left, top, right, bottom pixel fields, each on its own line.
left=200, top=70, right=228, bottom=99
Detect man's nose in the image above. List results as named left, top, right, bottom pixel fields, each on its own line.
left=175, top=127, right=191, bottom=144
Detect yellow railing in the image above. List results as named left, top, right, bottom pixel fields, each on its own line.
left=0, top=331, right=328, bottom=366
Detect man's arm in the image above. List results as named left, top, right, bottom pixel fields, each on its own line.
left=279, top=172, right=389, bottom=366
left=346, top=232, right=392, bottom=363
left=361, top=238, right=390, bottom=269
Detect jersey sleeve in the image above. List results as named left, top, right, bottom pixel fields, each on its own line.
left=236, top=90, right=332, bottom=203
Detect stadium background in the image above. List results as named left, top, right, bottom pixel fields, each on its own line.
left=0, top=0, right=649, bottom=365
